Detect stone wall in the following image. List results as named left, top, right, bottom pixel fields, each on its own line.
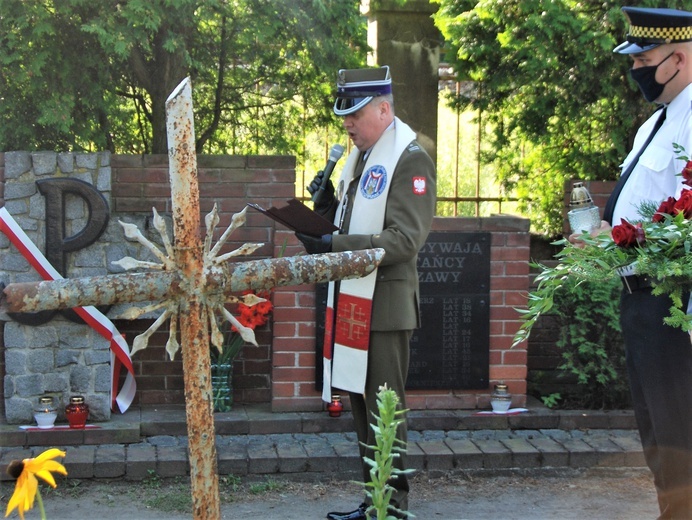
left=1, top=151, right=532, bottom=422
left=1, top=152, right=125, bottom=422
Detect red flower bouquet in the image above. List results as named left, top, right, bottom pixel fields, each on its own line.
left=211, top=290, right=273, bottom=366
left=210, top=290, right=273, bottom=412
left=514, top=145, right=692, bottom=347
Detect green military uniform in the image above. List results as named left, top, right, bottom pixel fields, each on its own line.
left=329, top=140, right=436, bottom=513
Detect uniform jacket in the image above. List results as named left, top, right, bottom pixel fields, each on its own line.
left=329, top=140, right=436, bottom=331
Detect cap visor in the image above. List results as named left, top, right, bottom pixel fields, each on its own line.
left=613, top=40, right=660, bottom=54
left=334, top=97, right=372, bottom=116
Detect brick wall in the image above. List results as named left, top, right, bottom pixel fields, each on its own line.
left=109, top=154, right=302, bottom=408
left=2, top=152, right=533, bottom=415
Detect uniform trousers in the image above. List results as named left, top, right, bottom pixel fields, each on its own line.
left=348, top=329, right=412, bottom=516
left=620, top=288, right=692, bottom=519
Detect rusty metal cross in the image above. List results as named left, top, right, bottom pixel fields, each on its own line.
left=1, top=78, right=383, bottom=518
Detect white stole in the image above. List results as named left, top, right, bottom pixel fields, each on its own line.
left=322, top=118, right=416, bottom=401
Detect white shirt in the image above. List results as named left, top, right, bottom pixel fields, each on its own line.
left=612, top=83, right=692, bottom=225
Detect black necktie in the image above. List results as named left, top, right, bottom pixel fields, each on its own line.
left=603, top=106, right=667, bottom=224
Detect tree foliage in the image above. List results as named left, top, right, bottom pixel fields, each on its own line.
left=0, top=0, right=367, bottom=155
left=433, top=0, right=666, bottom=236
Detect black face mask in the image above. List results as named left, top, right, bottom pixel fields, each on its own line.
left=630, top=52, right=679, bottom=103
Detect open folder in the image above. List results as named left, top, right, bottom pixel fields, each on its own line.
left=247, top=199, right=339, bottom=236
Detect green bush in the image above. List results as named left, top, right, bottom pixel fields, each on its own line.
left=550, top=277, right=631, bottom=409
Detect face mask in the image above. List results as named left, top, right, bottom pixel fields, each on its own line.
left=630, top=52, right=679, bottom=103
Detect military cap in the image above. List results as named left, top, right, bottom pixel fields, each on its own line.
left=333, top=66, right=392, bottom=116
left=614, top=6, right=692, bottom=54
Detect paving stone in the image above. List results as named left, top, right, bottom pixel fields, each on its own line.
left=511, top=429, right=542, bottom=440
left=147, top=435, right=179, bottom=447
left=247, top=437, right=279, bottom=474
left=125, top=444, right=156, bottom=480
left=0, top=405, right=652, bottom=482
left=525, top=437, right=569, bottom=468
left=217, top=442, right=249, bottom=476
left=581, top=437, right=626, bottom=467
left=94, top=444, right=126, bottom=478
left=417, top=439, right=454, bottom=471
left=445, top=430, right=471, bottom=440
left=444, top=438, right=483, bottom=470
left=560, top=438, right=601, bottom=468
left=472, top=439, right=512, bottom=469
left=540, top=428, right=572, bottom=441
left=500, top=438, right=541, bottom=468
left=295, top=433, right=339, bottom=473
left=63, top=445, right=96, bottom=479
left=420, top=430, right=447, bottom=441
left=406, top=442, right=426, bottom=471
left=156, top=445, right=188, bottom=477
left=609, top=432, right=646, bottom=467
left=275, top=436, right=309, bottom=473
left=0, top=447, right=33, bottom=482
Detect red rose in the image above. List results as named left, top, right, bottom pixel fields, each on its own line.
left=682, top=160, right=692, bottom=187
left=612, top=219, right=645, bottom=248
left=673, top=189, right=692, bottom=219
left=653, top=196, right=677, bottom=222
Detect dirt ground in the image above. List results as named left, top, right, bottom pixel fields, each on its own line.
left=1, top=469, right=660, bottom=520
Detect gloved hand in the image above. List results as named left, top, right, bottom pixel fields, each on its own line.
left=296, top=232, right=332, bottom=254
left=307, top=170, right=336, bottom=214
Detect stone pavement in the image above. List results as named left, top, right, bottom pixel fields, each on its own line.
left=0, top=402, right=646, bottom=483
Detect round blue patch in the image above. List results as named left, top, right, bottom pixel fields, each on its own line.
left=360, top=165, right=387, bottom=199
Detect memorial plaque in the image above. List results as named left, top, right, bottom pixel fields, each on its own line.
left=315, top=231, right=490, bottom=392
left=407, top=232, right=490, bottom=389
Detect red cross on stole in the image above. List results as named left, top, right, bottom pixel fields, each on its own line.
left=323, top=293, right=372, bottom=361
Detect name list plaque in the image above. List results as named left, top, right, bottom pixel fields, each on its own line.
left=406, top=231, right=490, bottom=390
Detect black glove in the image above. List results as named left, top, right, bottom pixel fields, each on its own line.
left=296, top=232, right=332, bottom=254
left=307, top=170, right=336, bottom=214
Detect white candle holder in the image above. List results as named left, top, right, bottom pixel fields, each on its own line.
left=33, top=395, right=57, bottom=429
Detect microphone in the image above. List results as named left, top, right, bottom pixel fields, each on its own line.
left=312, top=144, right=345, bottom=206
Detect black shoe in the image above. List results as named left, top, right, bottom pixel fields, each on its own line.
left=326, top=503, right=368, bottom=520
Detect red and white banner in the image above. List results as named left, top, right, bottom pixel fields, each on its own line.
left=0, top=207, right=136, bottom=412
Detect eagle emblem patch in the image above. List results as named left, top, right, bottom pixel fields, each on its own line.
left=413, top=177, right=427, bottom=195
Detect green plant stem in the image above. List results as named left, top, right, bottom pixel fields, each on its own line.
left=36, top=487, right=46, bottom=520
left=361, top=385, right=413, bottom=520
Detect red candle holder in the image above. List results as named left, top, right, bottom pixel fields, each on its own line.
left=65, top=396, right=89, bottom=429
left=327, top=394, right=343, bottom=417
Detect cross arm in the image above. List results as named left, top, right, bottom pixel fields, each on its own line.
left=0, top=249, right=384, bottom=313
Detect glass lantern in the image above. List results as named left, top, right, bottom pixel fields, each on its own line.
left=65, top=395, right=89, bottom=429
left=327, top=394, right=343, bottom=417
left=490, top=383, right=512, bottom=413
left=33, top=396, right=57, bottom=429
left=568, top=182, right=601, bottom=233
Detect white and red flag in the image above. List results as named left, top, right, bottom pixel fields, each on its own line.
left=0, top=207, right=136, bottom=412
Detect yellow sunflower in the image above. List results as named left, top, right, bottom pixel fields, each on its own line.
left=5, top=448, right=67, bottom=520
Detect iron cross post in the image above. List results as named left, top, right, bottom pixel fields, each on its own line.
left=1, top=77, right=383, bottom=518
